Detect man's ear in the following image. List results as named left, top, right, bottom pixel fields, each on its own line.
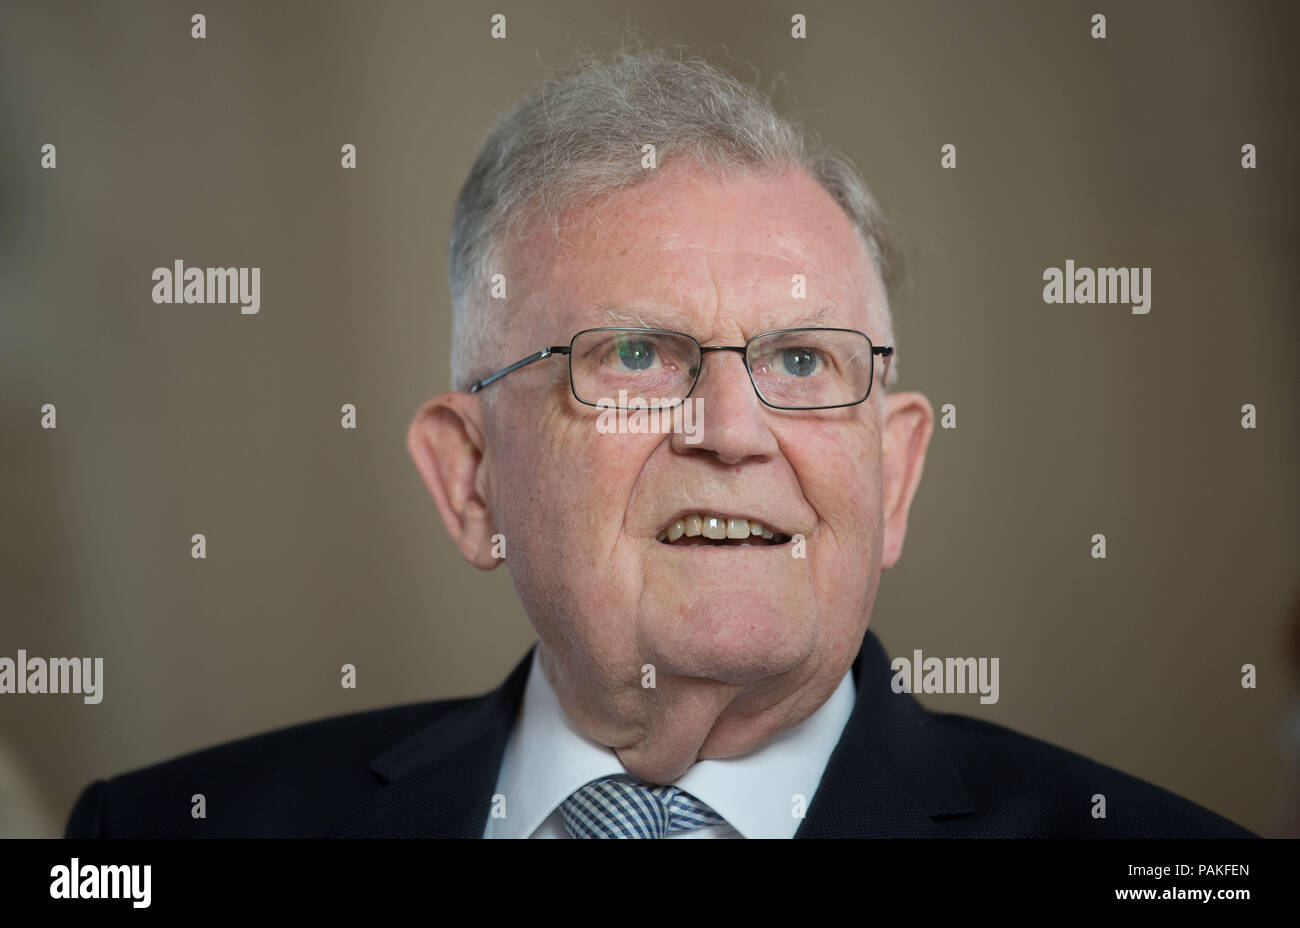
left=879, top=391, right=934, bottom=571
left=406, top=392, right=501, bottom=570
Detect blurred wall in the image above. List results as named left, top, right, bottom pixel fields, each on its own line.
left=1, top=0, right=1296, bottom=837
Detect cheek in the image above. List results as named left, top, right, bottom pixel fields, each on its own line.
left=490, top=398, right=653, bottom=645
left=787, top=422, right=883, bottom=647
left=794, top=418, right=882, bottom=618
left=785, top=417, right=882, bottom=541
left=496, top=409, right=602, bottom=559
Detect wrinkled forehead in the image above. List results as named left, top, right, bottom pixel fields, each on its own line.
left=504, top=165, right=886, bottom=343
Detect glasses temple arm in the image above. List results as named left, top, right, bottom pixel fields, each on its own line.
left=871, top=345, right=894, bottom=387
left=468, top=346, right=571, bottom=394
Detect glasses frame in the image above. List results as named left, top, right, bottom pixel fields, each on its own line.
left=468, top=326, right=894, bottom=411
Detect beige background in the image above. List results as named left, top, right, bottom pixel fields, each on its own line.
left=1, top=0, right=1296, bottom=837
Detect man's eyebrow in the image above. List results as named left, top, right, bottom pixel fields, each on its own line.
left=596, top=303, right=842, bottom=333
left=599, top=306, right=664, bottom=328
left=779, top=304, right=836, bottom=328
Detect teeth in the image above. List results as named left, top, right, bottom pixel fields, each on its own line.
left=702, top=516, right=727, bottom=540
left=657, top=513, right=786, bottom=545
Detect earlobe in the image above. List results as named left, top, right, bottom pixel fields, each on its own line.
left=879, top=391, right=935, bottom=571
left=406, top=393, right=502, bottom=570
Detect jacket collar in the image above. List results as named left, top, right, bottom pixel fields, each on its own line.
left=327, top=650, right=532, bottom=837
left=328, top=630, right=975, bottom=838
left=794, top=630, right=976, bottom=836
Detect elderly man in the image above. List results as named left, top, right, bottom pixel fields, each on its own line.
left=66, top=49, right=1252, bottom=839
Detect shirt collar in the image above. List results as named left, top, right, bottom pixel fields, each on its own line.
left=485, top=647, right=856, bottom=838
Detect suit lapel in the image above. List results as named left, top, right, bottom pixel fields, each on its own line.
left=795, top=631, right=977, bottom=837
left=327, top=647, right=534, bottom=838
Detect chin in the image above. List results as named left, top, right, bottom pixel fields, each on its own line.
left=650, top=600, right=816, bottom=686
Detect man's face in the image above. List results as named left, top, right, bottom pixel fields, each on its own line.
left=413, top=163, right=932, bottom=782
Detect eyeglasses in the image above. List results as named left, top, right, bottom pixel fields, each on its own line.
left=468, top=327, right=893, bottom=410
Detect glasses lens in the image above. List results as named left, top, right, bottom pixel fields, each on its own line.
left=570, top=329, right=700, bottom=408
left=747, top=329, right=874, bottom=408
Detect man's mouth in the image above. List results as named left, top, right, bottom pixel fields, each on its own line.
left=656, top=513, right=792, bottom=548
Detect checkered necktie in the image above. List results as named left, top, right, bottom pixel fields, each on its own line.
left=561, top=775, right=728, bottom=838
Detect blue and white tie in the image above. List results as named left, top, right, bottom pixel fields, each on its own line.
left=561, top=775, right=728, bottom=838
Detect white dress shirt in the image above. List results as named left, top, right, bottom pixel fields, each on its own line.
left=484, top=647, right=856, bottom=838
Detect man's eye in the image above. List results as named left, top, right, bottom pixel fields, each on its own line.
left=781, top=346, right=820, bottom=377
left=615, top=338, right=657, bottom=370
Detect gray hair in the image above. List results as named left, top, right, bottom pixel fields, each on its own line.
left=448, top=46, right=904, bottom=393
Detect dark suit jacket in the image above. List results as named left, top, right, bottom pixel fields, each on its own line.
left=65, top=631, right=1254, bottom=837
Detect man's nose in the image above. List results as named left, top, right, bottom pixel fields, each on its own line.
left=669, top=348, right=778, bottom=464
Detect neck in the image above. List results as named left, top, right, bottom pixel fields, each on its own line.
left=536, top=640, right=842, bottom=784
